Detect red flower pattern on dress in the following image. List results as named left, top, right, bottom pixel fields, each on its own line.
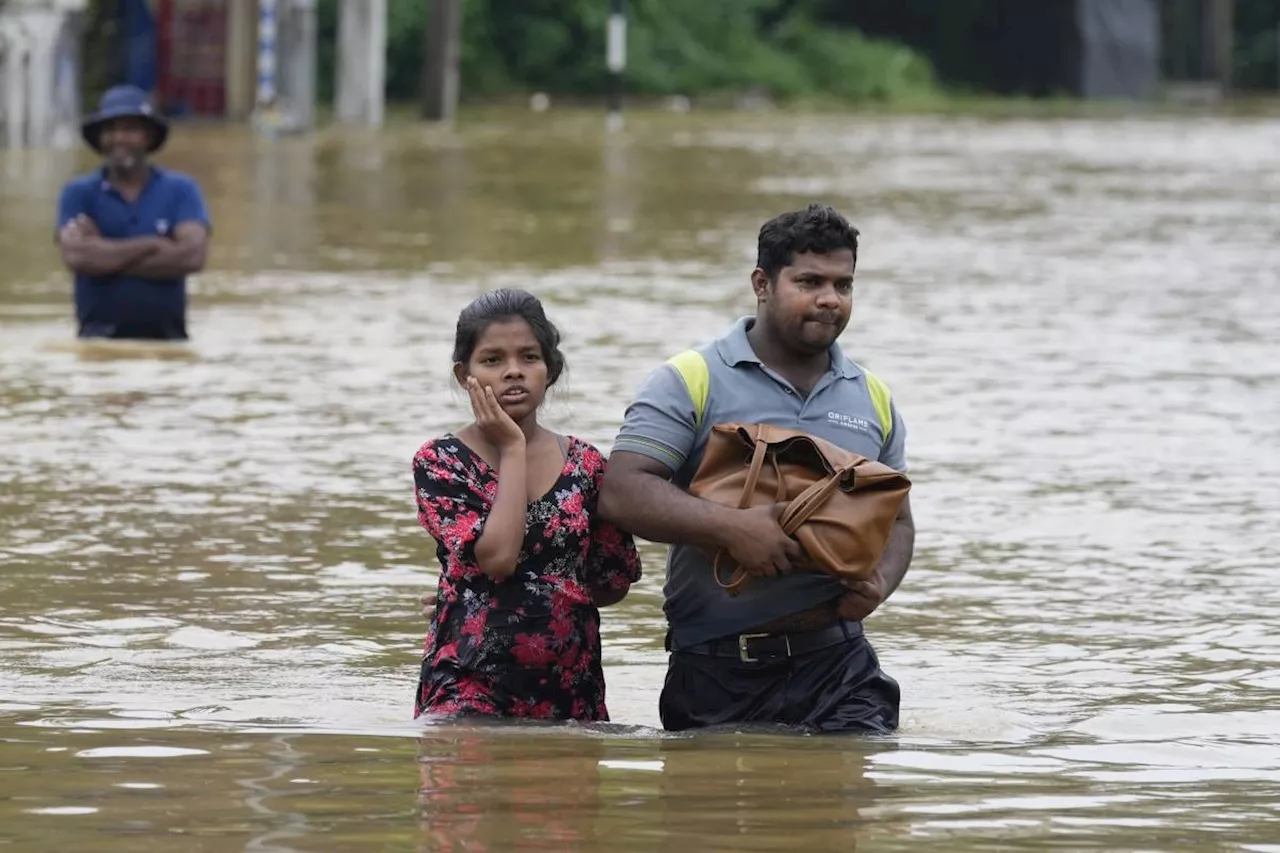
left=511, top=633, right=558, bottom=668
left=412, top=435, right=642, bottom=722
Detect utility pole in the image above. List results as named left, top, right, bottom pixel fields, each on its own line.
left=284, top=0, right=317, bottom=132
left=422, top=0, right=461, bottom=121
left=605, top=0, right=626, bottom=132
left=335, top=0, right=386, bottom=127
left=1205, top=0, right=1233, bottom=94
left=251, top=0, right=279, bottom=131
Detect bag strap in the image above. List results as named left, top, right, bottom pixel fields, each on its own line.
left=712, top=425, right=769, bottom=594
left=712, top=550, right=749, bottom=595
left=737, top=425, right=768, bottom=508
left=777, top=465, right=853, bottom=535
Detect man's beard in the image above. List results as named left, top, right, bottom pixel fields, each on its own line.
left=106, top=150, right=144, bottom=173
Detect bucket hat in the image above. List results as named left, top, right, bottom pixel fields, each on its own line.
left=81, top=85, right=169, bottom=154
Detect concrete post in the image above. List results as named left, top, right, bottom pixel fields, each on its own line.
left=1202, top=0, right=1234, bottom=93
left=1212, top=0, right=1233, bottom=94
left=422, top=0, right=461, bottom=122
left=335, top=0, right=385, bottom=127
left=226, top=0, right=256, bottom=120
left=605, top=0, right=625, bottom=132
left=252, top=0, right=317, bottom=134
left=256, top=0, right=279, bottom=108
left=280, top=0, right=316, bottom=130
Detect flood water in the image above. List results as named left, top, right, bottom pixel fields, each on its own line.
left=1, top=106, right=1278, bottom=851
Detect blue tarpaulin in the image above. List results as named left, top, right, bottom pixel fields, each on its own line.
left=122, top=0, right=157, bottom=94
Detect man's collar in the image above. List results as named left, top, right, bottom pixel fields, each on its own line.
left=715, top=316, right=761, bottom=366
left=98, top=164, right=160, bottom=192
left=715, top=315, right=860, bottom=379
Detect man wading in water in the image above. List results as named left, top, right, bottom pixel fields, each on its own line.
left=54, top=85, right=211, bottom=341
left=599, top=204, right=915, bottom=733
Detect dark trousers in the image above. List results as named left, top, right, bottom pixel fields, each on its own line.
left=659, top=625, right=900, bottom=734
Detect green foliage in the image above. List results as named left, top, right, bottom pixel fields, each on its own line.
left=1232, top=0, right=1280, bottom=91
left=314, top=0, right=937, bottom=104
left=78, top=0, right=1280, bottom=113
left=773, top=15, right=934, bottom=100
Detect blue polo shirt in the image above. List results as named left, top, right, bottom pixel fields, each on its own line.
left=612, top=317, right=909, bottom=646
left=55, top=167, right=211, bottom=339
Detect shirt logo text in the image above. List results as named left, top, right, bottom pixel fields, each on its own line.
left=827, top=411, right=872, bottom=433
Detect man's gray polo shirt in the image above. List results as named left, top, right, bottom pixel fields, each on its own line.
left=612, top=316, right=909, bottom=647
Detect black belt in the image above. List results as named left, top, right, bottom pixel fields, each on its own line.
left=671, top=621, right=861, bottom=664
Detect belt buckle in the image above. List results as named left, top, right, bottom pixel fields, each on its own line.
left=737, top=631, right=790, bottom=663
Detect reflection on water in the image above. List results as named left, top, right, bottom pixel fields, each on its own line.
left=415, top=726, right=888, bottom=852
left=2, top=107, right=1279, bottom=850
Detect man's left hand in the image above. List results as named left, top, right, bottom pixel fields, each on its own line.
left=834, top=570, right=887, bottom=622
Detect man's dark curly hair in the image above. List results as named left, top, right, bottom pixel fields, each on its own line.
left=755, top=204, right=860, bottom=281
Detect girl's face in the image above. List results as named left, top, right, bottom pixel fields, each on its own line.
left=455, top=318, right=549, bottom=420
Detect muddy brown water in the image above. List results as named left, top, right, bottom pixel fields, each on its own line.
left=2, top=108, right=1278, bottom=851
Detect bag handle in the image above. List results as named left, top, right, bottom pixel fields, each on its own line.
left=737, top=425, right=768, bottom=508
left=713, top=426, right=781, bottom=595
left=777, top=466, right=854, bottom=535
left=712, top=550, right=749, bottom=595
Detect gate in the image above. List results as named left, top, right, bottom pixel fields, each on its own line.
left=156, top=0, right=226, bottom=116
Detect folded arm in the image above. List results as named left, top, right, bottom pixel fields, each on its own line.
left=57, top=220, right=206, bottom=280
left=118, top=221, right=209, bottom=279
left=59, top=232, right=162, bottom=277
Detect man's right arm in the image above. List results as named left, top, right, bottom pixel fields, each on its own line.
left=598, top=361, right=800, bottom=574
left=60, top=234, right=162, bottom=278
left=599, top=449, right=745, bottom=550
left=55, top=183, right=161, bottom=277
left=119, top=178, right=212, bottom=279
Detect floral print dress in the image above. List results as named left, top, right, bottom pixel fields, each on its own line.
left=412, top=434, right=642, bottom=722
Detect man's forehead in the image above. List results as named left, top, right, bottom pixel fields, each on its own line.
left=786, top=249, right=854, bottom=275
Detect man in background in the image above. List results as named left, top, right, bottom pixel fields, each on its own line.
left=55, top=84, right=211, bottom=341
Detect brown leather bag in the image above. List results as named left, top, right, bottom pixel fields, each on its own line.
left=688, top=423, right=912, bottom=596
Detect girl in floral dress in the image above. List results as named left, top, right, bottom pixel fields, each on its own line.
left=412, top=289, right=642, bottom=722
